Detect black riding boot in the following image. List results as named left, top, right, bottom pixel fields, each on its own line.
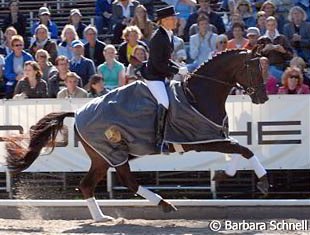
left=155, top=104, right=169, bottom=154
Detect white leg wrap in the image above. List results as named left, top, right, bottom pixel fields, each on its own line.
left=137, top=186, right=162, bottom=205
left=225, top=154, right=241, bottom=176
left=86, top=197, right=112, bottom=222
left=249, top=155, right=267, bottom=178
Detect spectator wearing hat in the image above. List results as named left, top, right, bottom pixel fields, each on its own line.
left=31, top=6, right=59, bottom=40
left=2, top=0, right=27, bottom=39
left=70, top=40, right=96, bottom=87
left=145, top=5, right=187, bottom=153
left=245, top=27, right=260, bottom=50
left=84, top=25, right=106, bottom=67
left=57, top=71, right=88, bottom=98
left=29, top=24, right=58, bottom=64
left=283, top=6, right=310, bottom=64
left=68, top=9, right=87, bottom=40
left=4, top=35, right=34, bottom=98
left=184, top=0, right=225, bottom=42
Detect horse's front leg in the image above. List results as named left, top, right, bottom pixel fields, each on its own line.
left=183, top=142, right=269, bottom=194
left=115, top=161, right=177, bottom=213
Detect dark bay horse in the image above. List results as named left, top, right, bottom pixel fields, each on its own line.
left=5, top=49, right=269, bottom=222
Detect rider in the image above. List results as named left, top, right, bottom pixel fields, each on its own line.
left=145, top=5, right=188, bottom=153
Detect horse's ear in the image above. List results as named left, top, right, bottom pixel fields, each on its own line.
left=251, top=45, right=262, bottom=57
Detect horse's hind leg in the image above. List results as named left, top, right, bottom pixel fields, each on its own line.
left=115, top=160, right=177, bottom=213
left=79, top=138, right=114, bottom=222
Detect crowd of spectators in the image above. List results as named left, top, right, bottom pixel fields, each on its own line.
left=1, top=0, right=310, bottom=99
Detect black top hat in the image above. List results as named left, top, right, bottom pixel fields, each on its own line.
left=156, top=5, right=179, bottom=21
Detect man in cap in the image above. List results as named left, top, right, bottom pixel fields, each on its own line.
left=31, top=6, right=59, bottom=40
left=145, top=5, right=188, bottom=153
left=245, top=27, right=261, bottom=50
left=69, top=9, right=87, bottom=39
left=70, top=40, right=96, bottom=87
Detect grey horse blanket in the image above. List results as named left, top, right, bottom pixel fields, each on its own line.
left=75, top=81, right=229, bottom=167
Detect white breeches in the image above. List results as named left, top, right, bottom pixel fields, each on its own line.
left=145, top=80, right=169, bottom=109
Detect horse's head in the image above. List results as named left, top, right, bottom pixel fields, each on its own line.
left=235, top=51, right=269, bottom=104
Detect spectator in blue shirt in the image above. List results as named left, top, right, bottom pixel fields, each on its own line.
left=184, top=0, right=225, bottom=42
left=58, top=25, right=79, bottom=60
left=70, top=40, right=96, bottom=88
left=4, top=35, right=34, bottom=98
left=31, top=7, right=59, bottom=40
left=95, top=0, right=113, bottom=34
left=235, top=0, right=256, bottom=28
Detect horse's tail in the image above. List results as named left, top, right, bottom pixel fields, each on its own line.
left=5, top=112, right=75, bottom=173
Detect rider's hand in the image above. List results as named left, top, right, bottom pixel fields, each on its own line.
left=178, top=66, right=188, bottom=76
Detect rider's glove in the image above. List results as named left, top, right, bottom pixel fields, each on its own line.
left=178, top=66, right=188, bottom=76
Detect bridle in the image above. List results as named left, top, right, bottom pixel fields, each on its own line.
left=185, top=52, right=264, bottom=96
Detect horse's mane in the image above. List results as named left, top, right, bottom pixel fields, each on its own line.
left=193, top=49, right=248, bottom=75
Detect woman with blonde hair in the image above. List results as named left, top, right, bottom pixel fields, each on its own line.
left=290, top=56, right=310, bottom=86
left=98, top=44, right=126, bottom=90
left=35, top=49, right=57, bottom=81
left=130, top=4, right=155, bottom=42
left=210, top=34, right=228, bottom=57
left=0, top=26, right=17, bottom=57
left=13, top=61, right=47, bottom=99
left=278, top=66, right=310, bottom=94
left=117, top=25, right=149, bottom=67
left=256, top=11, right=267, bottom=35
left=260, top=1, right=286, bottom=32
left=235, top=0, right=256, bottom=28
left=57, top=24, right=79, bottom=60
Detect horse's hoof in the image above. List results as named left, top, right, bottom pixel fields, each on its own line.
left=94, top=215, right=114, bottom=222
left=257, top=175, right=269, bottom=195
left=159, top=200, right=177, bottom=213
left=212, top=170, right=233, bottom=182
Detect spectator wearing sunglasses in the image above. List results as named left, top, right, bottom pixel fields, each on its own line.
left=210, top=34, right=228, bottom=57
left=4, top=35, right=33, bottom=98
left=278, top=66, right=310, bottom=94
